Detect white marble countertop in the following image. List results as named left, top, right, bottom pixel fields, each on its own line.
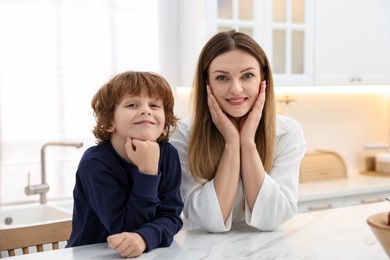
left=9, top=201, right=389, bottom=259
left=298, top=171, right=390, bottom=201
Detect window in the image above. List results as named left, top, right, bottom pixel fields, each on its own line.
left=272, top=0, right=305, bottom=74
left=216, top=0, right=254, bottom=36
left=0, top=0, right=160, bottom=204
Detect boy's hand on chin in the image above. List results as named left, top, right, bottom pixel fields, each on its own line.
left=125, top=137, right=160, bottom=175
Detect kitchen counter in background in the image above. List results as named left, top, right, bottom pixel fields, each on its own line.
left=8, top=202, right=389, bottom=259
left=1, top=171, right=388, bottom=229
left=298, top=171, right=390, bottom=212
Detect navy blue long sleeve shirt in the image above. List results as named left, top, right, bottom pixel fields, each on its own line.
left=66, top=141, right=183, bottom=251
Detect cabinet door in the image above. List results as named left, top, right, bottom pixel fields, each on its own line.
left=315, top=0, right=390, bottom=85
left=343, top=191, right=387, bottom=207
left=270, top=0, right=314, bottom=86
left=353, top=0, right=390, bottom=84
left=205, top=0, right=314, bottom=86
left=315, top=0, right=354, bottom=84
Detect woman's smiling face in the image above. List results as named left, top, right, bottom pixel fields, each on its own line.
left=208, top=49, right=262, bottom=120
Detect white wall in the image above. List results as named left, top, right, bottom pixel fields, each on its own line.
left=0, top=0, right=160, bottom=206
left=279, top=92, right=390, bottom=173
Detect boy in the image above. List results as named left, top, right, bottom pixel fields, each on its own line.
left=67, top=71, right=183, bottom=258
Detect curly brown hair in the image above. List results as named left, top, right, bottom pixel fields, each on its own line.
left=91, top=71, right=179, bottom=143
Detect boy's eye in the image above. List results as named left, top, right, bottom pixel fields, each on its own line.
left=126, top=103, right=137, bottom=108
left=150, top=103, right=162, bottom=109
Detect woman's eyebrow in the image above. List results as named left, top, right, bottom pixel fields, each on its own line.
left=212, top=67, right=256, bottom=74
left=212, top=70, right=229, bottom=74
left=240, top=67, right=256, bottom=73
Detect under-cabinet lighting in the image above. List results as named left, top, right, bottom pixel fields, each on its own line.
left=275, top=85, right=390, bottom=95
left=178, top=85, right=390, bottom=95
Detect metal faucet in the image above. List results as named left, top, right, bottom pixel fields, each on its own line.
left=25, top=141, right=83, bottom=204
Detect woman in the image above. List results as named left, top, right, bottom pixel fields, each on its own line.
left=170, top=30, right=306, bottom=232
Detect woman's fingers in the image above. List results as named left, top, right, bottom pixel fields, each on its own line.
left=239, top=80, right=267, bottom=138
left=250, top=80, right=266, bottom=120
left=253, top=80, right=266, bottom=113
left=207, top=85, right=221, bottom=120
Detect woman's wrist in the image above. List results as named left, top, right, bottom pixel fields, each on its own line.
left=240, top=139, right=257, bottom=151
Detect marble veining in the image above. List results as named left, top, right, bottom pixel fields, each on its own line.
left=7, top=202, right=389, bottom=259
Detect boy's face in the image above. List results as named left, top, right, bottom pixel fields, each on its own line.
left=108, top=90, right=165, bottom=142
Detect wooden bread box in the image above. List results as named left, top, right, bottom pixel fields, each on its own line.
left=299, top=149, right=347, bottom=183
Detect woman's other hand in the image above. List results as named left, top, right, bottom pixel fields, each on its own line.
left=239, top=80, right=266, bottom=144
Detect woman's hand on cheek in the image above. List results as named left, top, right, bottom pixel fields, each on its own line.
left=239, top=80, right=266, bottom=143
left=207, top=85, right=239, bottom=142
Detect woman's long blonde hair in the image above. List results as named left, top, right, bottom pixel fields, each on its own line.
left=188, top=30, right=276, bottom=183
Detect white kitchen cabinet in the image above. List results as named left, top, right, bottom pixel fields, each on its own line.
left=314, top=0, right=390, bottom=85
left=298, top=190, right=387, bottom=213
left=205, top=0, right=314, bottom=86
left=298, top=197, right=343, bottom=213
left=343, top=191, right=387, bottom=207
left=298, top=172, right=390, bottom=213
left=201, top=0, right=390, bottom=86
left=268, top=0, right=314, bottom=86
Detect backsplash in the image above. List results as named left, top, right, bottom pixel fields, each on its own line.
left=175, top=90, right=390, bottom=174
left=284, top=93, right=389, bottom=173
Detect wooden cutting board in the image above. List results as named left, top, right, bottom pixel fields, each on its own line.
left=360, top=170, right=390, bottom=177
left=299, top=149, right=347, bottom=183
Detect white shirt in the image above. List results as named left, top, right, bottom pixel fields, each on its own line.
left=170, top=115, right=307, bottom=232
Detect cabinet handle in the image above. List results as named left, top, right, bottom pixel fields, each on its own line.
left=361, top=198, right=384, bottom=204
left=350, top=77, right=362, bottom=83
left=308, top=204, right=333, bottom=211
